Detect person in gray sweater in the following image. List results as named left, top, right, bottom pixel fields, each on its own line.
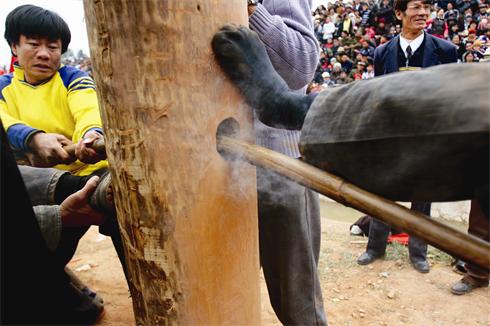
left=246, top=1, right=327, bottom=325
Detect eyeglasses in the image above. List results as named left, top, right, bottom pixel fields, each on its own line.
left=406, top=4, right=432, bottom=12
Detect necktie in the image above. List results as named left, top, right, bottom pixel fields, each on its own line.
left=405, top=45, right=413, bottom=70
left=406, top=45, right=413, bottom=60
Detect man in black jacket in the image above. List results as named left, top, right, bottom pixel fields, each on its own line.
left=358, top=0, right=458, bottom=274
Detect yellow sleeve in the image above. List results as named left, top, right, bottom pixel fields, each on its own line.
left=67, top=77, right=103, bottom=143
left=0, top=99, right=28, bottom=132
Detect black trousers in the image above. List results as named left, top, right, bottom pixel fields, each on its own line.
left=366, top=203, right=431, bottom=262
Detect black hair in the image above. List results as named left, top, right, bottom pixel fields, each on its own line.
left=394, top=0, right=432, bottom=13
left=5, top=5, right=71, bottom=55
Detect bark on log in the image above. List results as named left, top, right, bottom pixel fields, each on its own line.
left=217, top=136, right=490, bottom=272
left=83, top=1, right=260, bottom=325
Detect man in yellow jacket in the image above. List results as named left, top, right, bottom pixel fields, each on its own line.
left=0, top=4, right=107, bottom=176
left=0, top=6, right=128, bottom=322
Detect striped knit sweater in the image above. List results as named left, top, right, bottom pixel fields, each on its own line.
left=249, top=0, right=320, bottom=158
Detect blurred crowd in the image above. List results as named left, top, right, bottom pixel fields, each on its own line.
left=309, top=0, right=490, bottom=92
left=63, top=58, right=94, bottom=78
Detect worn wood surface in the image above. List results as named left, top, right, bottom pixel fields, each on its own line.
left=83, top=1, right=260, bottom=324
left=217, top=135, right=490, bottom=272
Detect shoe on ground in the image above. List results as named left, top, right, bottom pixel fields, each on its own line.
left=350, top=225, right=364, bottom=236
left=82, top=286, right=104, bottom=305
left=65, top=266, right=104, bottom=305
left=412, top=260, right=430, bottom=273
left=451, top=279, right=477, bottom=295
left=358, top=252, right=381, bottom=265
left=89, top=170, right=116, bottom=215
left=452, top=260, right=467, bottom=275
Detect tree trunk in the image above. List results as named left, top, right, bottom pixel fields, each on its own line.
left=82, top=1, right=260, bottom=324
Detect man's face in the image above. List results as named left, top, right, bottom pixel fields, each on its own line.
left=334, top=39, right=340, bottom=45
left=466, top=42, right=473, bottom=51
left=363, top=41, right=369, bottom=48
left=342, top=55, right=348, bottom=62
left=358, top=63, right=365, bottom=70
left=383, top=0, right=389, bottom=6
left=340, top=71, right=347, bottom=78
left=11, top=35, right=62, bottom=85
left=396, top=1, right=431, bottom=32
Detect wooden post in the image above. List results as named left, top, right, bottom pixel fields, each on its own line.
left=82, top=1, right=260, bottom=325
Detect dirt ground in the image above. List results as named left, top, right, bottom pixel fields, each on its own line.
left=71, top=214, right=489, bottom=326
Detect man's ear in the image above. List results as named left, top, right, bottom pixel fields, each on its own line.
left=10, top=43, right=18, bottom=57
left=395, top=9, right=404, bottom=21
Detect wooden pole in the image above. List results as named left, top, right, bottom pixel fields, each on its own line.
left=217, top=136, right=490, bottom=272
left=83, top=1, right=260, bottom=325
left=63, top=139, right=105, bottom=156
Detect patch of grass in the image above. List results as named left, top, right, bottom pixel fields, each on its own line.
left=383, top=241, right=409, bottom=262
left=322, top=247, right=336, bottom=254
left=427, top=246, right=453, bottom=265
left=380, top=242, right=454, bottom=265
left=318, top=241, right=360, bottom=281
left=340, top=250, right=358, bottom=269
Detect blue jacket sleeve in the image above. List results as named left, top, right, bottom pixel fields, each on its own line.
left=7, top=124, right=39, bottom=152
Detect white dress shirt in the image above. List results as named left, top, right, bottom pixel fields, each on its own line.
left=400, top=32, right=425, bottom=58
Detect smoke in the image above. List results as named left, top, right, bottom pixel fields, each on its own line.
left=216, top=109, right=308, bottom=210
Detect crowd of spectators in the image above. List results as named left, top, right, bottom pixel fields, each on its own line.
left=309, top=0, right=490, bottom=91
left=63, top=58, right=94, bottom=78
